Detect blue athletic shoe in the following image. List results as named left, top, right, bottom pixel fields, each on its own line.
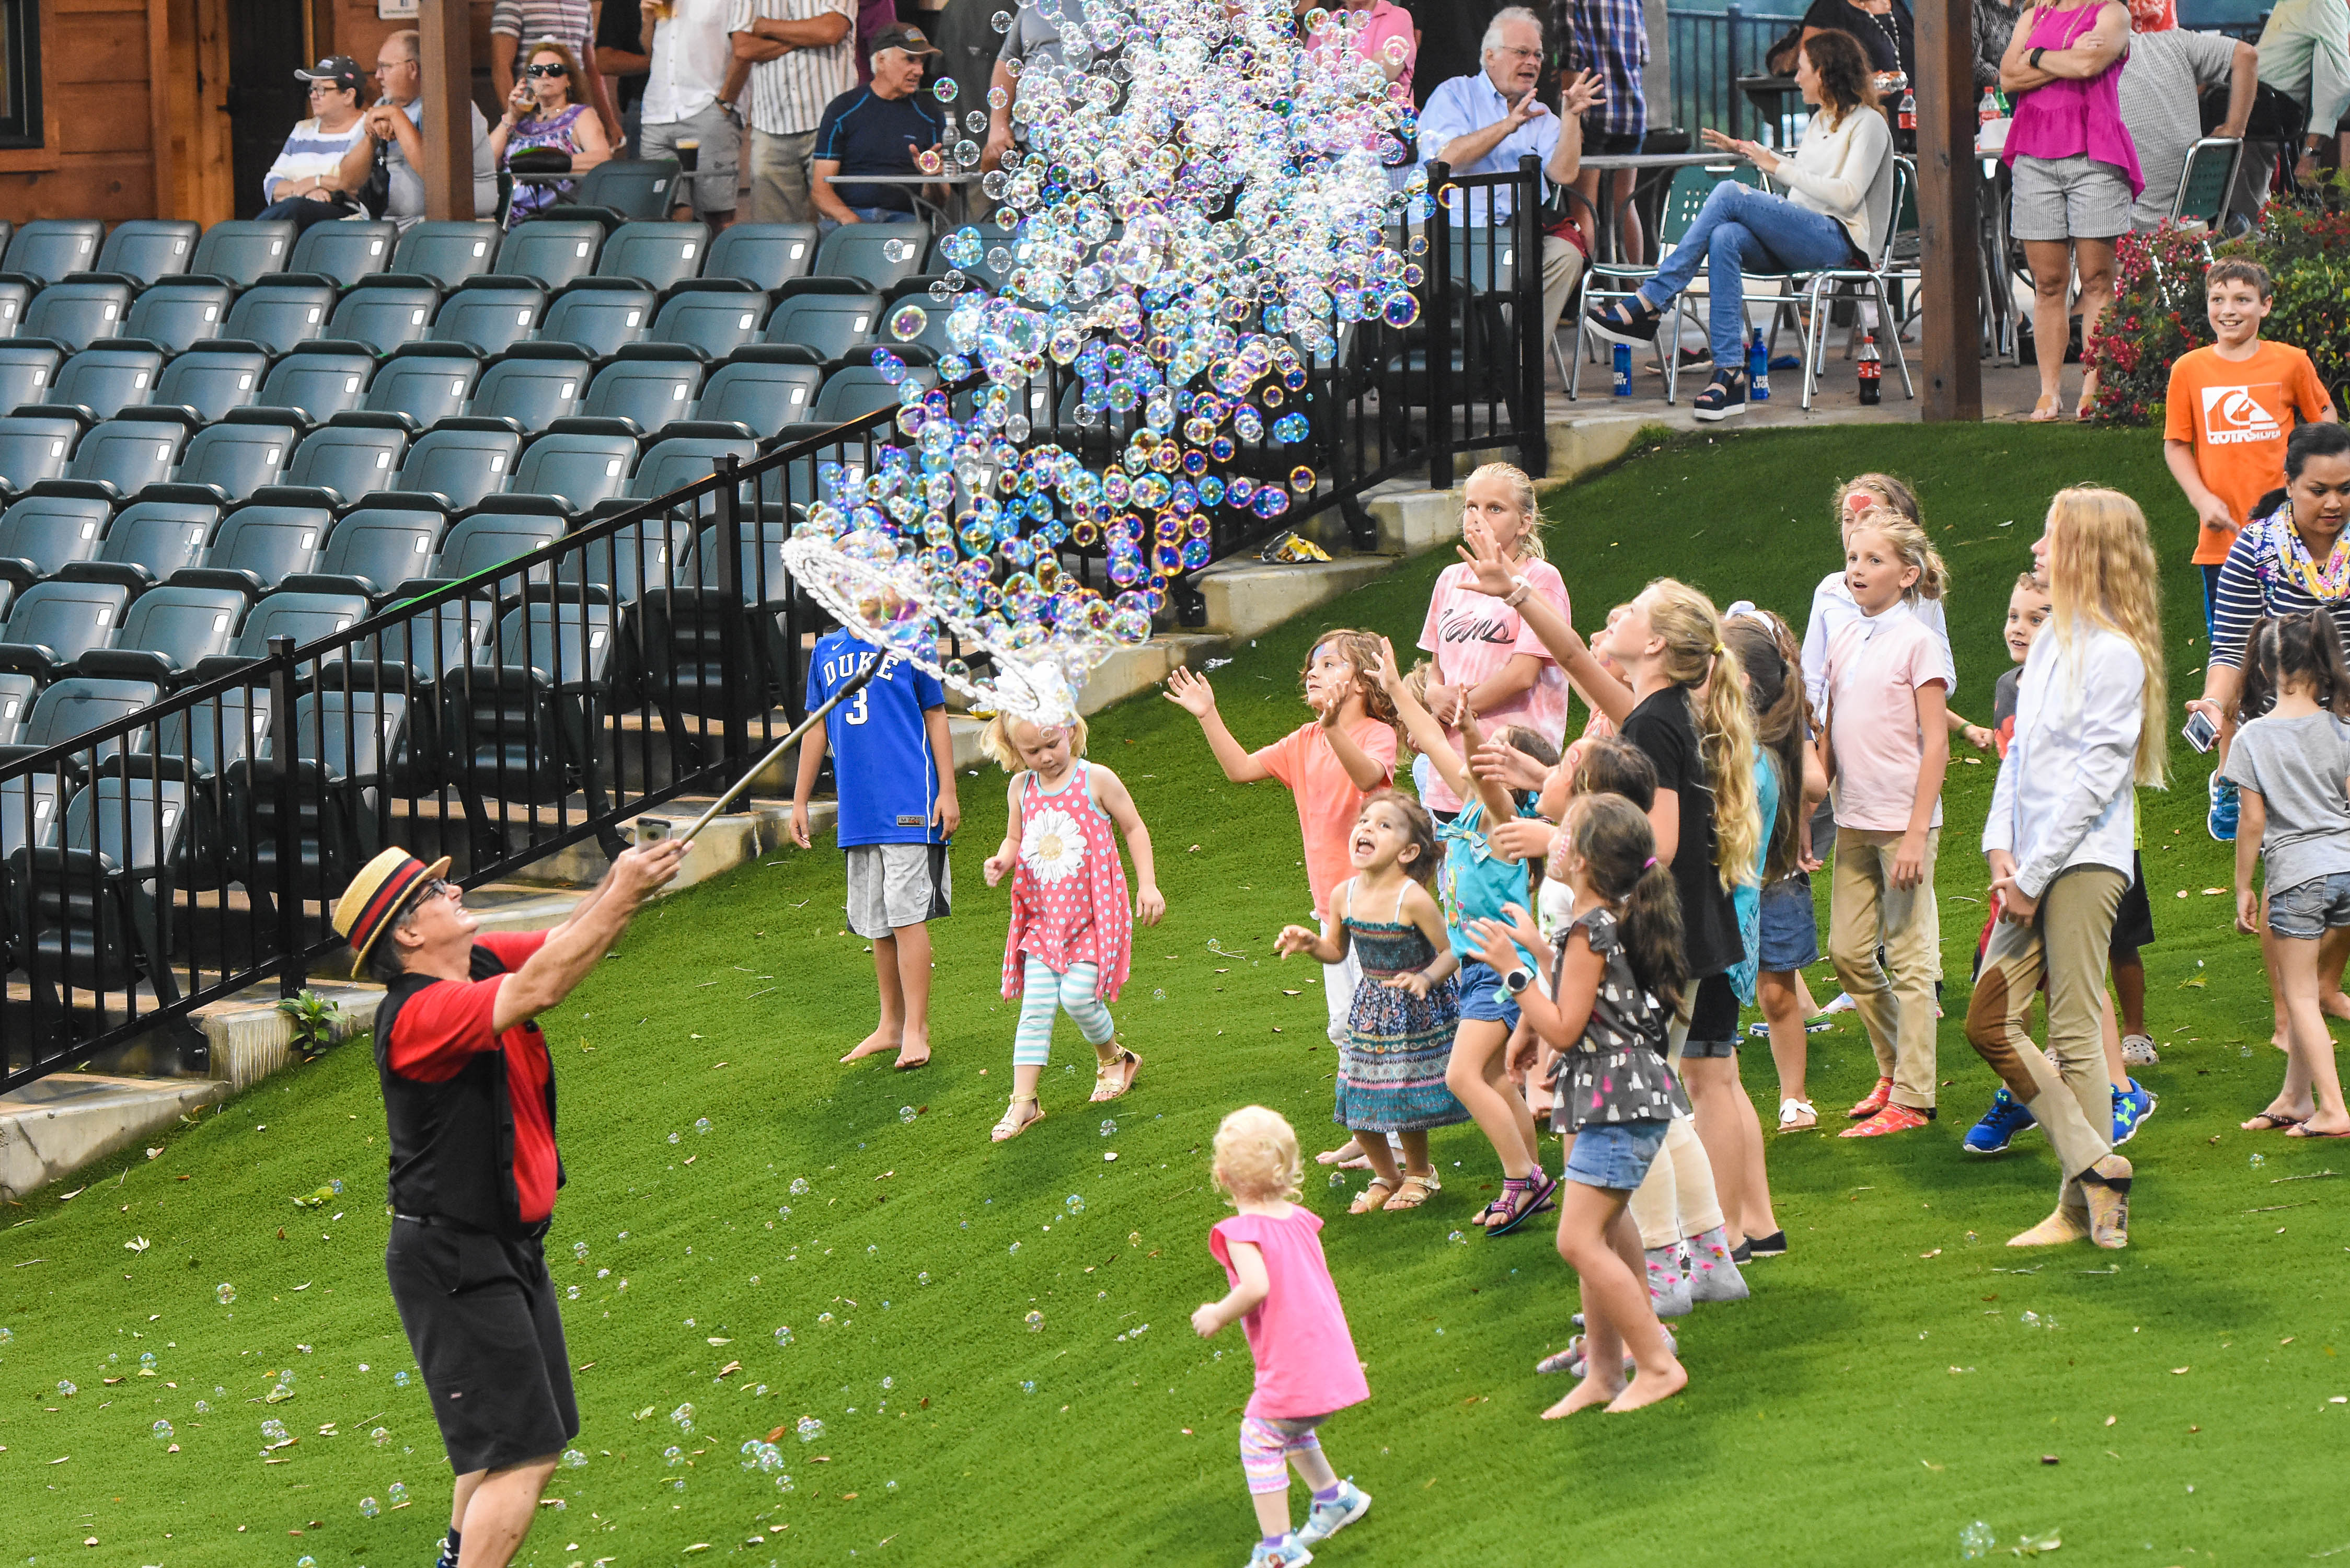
left=2209, top=772, right=2239, bottom=843
left=1963, top=1087, right=2037, bottom=1155
left=1246, top=1536, right=1314, bottom=1568
left=1295, top=1479, right=1372, bottom=1547
left=2113, top=1078, right=2156, bottom=1146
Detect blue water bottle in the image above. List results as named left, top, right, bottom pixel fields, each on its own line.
left=1611, top=342, right=1631, bottom=397
left=1748, top=328, right=1771, bottom=401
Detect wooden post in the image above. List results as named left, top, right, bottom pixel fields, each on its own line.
left=417, top=0, right=476, bottom=222
left=1914, top=0, right=1982, bottom=420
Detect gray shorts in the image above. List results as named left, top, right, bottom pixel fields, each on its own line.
left=2270, top=871, right=2350, bottom=941
left=639, top=102, right=742, bottom=220
left=2010, top=153, right=2134, bottom=241
left=845, top=842, right=950, bottom=938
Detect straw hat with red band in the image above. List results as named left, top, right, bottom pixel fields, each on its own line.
left=333, top=847, right=454, bottom=969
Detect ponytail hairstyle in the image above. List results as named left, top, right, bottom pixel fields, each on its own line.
left=1722, top=609, right=1810, bottom=883
left=2239, top=609, right=2350, bottom=723
left=1833, top=470, right=1920, bottom=534
left=1847, top=505, right=1950, bottom=603
left=1360, top=787, right=1441, bottom=887
left=2234, top=615, right=2280, bottom=726
left=1464, top=460, right=1546, bottom=561
left=1570, top=733, right=1658, bottom=812
left=2042, top=486, right=2170, bottom=788
left=1561, top=792, right=1687, bottom=1016
left=1642, top=579, right=1764, bottom=890
left=978, top=712, right=1090, bottom=771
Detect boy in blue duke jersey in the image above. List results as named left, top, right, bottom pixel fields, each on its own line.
left=790, top=627, right=961, bottom=1070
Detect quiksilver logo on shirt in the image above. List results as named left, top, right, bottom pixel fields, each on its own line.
left=2202, top=383, right=2282, bottom=445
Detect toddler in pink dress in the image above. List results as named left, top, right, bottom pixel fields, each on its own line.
left=1192, top=1106, right=1374, bottom=1567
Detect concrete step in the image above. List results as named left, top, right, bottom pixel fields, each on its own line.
left=1190, top=553, right=1398, bottom=642
left=0, top=1073, right=231, bottom=1201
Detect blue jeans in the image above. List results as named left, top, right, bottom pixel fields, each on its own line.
left=818, top=205, right=906, bottom=234
left=1635, top=181, right=1862, bottom=370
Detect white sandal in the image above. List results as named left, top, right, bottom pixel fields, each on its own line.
left=1777, top=1098, right=1817, bottom=1133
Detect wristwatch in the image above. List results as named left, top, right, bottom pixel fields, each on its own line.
left=1502, top=966, right=1534, bottom=997
left=2028, top=46, right=2045, bottom=69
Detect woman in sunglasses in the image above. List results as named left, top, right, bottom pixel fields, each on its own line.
left=491, top=38, right=612, bottom=224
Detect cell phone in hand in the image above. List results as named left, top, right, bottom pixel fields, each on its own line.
left=2182, top=709, right=2219, bottom=754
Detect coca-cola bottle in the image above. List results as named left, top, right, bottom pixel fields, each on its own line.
left=1857, top=333, right=1882, bottom=406
left=1898, top=80, right=1917, bottom=132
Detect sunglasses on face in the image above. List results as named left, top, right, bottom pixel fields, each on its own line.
left=525, top=62, right=569, bottom=78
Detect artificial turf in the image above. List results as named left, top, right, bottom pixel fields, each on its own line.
left=4, top=422, right=2343, bottom=1568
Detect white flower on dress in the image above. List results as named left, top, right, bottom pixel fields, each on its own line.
left=1021, top=806, right=1086, bottom=885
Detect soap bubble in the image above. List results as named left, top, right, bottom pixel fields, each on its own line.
left=562, top=1448, right=586, bottom=1468
left=2251, top=1153, right=2266, bottom=1168
left=215, top=1283, right=236, bottom=1306
left=359, top=1496, right=379, bottom=1518
left=990, top=8, right=1010, bottom=30
left=1009, top=1241, right=1021, bottom=1255
left=370, top=1425, right=387, bottom=1445
left=664, top=1445, right=684, bottom=1467
left=667, top=1131, right=681, bottom=1144
left=900, top=1104, right=918, bottom=1123
left=790, top=1178, right=810, bottom=1196
left=573, top=1241, right=589, bottom=1261
left=775, top=1325, right=794, bottom=1347
left=0, top=1325, right=10, bottom=1344
left=931, top=75, right=958, bottom=102
left=891, top=304, right=928, bottom=342
left=56, top=1379, right=75, bottom=1397
left=195, top=1400, right=212, bottom=1415
left=1026, top=1310, right=1044, bottom=1332
left=776, top=1473, right=796, bottom=1492
left=694, top=1117, right=711, bottom=1134
left=261, top=1419, right=287, bottom=1442
left=1065, top=1193, right=1085, bottom=1214
left=151, top=1419, right=171, bottom=1440
left=393, top=1370, right=409, bottom=1389
left=1960, top=1520, right=1995, bottom=1559
left=1100, top=1119, right=1116, bottom=1137
left=139, top=1352, right=155, bottom=1370
left=298, top=1558, right=315, bottom=1568
left=2020, top=1311, right=2040, bottom=1328
left=796, top=1415, right=825, bottom=1442
left=1021, top=1380, right=1036, bottom=1394
left=671, top=1402, right=695, bottom=1432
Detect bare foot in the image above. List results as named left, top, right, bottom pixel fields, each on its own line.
left=1316, top=1138, right=1364, bottom=1166
left=2325, top=993, right=2350, bottom=1024
left=893, top=1031, right=931, bottom=1071
left=2026, top=393, right=2062, bottom=423
left=840, top=1030, right=900, bottom=1065
left=1606, top=1360, right=1689, bottom=1412
left=1542, top=1375, right=1624, bottom=1419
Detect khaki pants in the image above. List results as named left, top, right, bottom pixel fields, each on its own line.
left=1627, top=1114, right=1723, bottom=1249
left=1828, top=825, right=1942, bottom=1110
left=1965, top=866, right=2125, bottom=1186
left=747, top=128, right=816, bottom=224
left=1541, top=234, right=1587, bottom=355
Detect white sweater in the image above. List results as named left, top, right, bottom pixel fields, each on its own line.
left=1772, top=103, right=1896, bottom=264
left=1982, top=619, right=2145, bottom=900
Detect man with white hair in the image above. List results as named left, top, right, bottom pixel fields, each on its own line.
left=1415, top=7, right=1603, bottom=370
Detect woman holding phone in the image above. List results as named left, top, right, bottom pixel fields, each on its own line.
left=491, top=37, right=612, bottom=224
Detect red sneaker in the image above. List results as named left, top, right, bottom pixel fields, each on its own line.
left=1847, top=1076, right=1894, bottom=1119
left=1841, top=1102, right=1931, bottom=1138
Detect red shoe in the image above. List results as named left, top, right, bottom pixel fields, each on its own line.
left=1841, top=1103, right=1932, bottom=1138
left=1847, top=1076, right=1894, bottom=1119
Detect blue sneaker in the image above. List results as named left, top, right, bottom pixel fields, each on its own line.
left=1295, top=1479, right=1372, bottom=1547
left=2209, top=772, right=2239, bottom=842
left=2113, top=1078, right=2156, bottom=1146
left=1247, top=1536, right=1314, bottom=1568
left=1963, top=1087, right=2037, bottom=1155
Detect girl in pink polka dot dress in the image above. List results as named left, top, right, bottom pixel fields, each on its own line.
left=980, top=713, right=1165, bottom=1142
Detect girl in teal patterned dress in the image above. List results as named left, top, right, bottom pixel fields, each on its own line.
left=1276, top=791, right=1468, bottom=1214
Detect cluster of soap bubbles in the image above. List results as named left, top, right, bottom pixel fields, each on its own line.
left=670, top=1402, right=695, bottom=1434
left=260, top=1419, right=289, bottom=1444
left=780, top=0, right=1424, bottom=723
left=795, top=1415, right=825, bottom=1443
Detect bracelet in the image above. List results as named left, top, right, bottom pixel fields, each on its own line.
left=2028, top=46, right=2045, bottom=68
left=1503, top=574, right=1532, bottom=608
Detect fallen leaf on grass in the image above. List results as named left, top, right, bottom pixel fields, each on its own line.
left=1919, top=1249, right=1941, bottom=1259
left=2171, top=1367, right=2192, bottom=1375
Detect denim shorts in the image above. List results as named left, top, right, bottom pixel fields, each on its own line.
left=1456, top=955, right=1522, bottom=1027
left=2271, top=871, right=2350, bottom=940
left=1757, top=873, right=1820, bottom=972
left=1562, top=1119, right=1670, bottom=1191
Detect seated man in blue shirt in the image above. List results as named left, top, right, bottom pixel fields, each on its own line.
left=811, top=21, right=944, bottom=228
left=1415, top=6, right=1604, bottom=373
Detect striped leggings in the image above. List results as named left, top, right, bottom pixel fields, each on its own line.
left=1240, top=1414, right=1331, bottom=1494
left=1012, top=956, right=1116, bottom=1067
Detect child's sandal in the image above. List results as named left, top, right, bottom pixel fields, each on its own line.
left=990, top=1093, right=1043, bottom=1143
left=1383, top=1172, right=1437, bottom=1210
left=1088, top=1047, right=1141, bottom=1103
left=1349, top=1177, right=1396, bottom=1215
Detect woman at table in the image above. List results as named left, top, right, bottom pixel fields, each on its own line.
left=1585, top=28, right=1892, bottom=423
left=1999, top=0, right=2139, bottom=422
left=490, top=38, right=612, bottom=226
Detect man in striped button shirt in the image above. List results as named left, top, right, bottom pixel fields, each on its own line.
left=1563, top=0, right=1650, bottom=261
left=730, top=0, right=858, bottom=223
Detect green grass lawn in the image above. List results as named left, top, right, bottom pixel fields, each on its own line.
left=8, top=423, right=2347, bottom=1568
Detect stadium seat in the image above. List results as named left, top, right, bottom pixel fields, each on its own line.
left=22, top=280, right=134, bottom=351
left=328, top=277, right=441, bottom=355
left=0, top=413, right=84, bottom=494
left=509, top=421, right=638, bottom=511
left=228, top=685, right=407, bottom=900
left=697, top=345, right=822, bottom=433
left=881, top=279, right=959, bottom=357
left=430, top=277, right=547, bottom=355
left=67, top=410, right=194, bottom=497
left=810, top=359, right=936, bottom=423
left=755, top=419, right=868, bottom=520
left=121, top=280, right=234, bottom=354
left=152, top=344, right=267, bottom=423
left=813, top=221, right=929, bottom=290
left=0, top=340, right=60, bottom=409
left=492, top=220, right=604, bottom=290
left=76, top=584, right=248, bottom=687
left=470, top=344, right=591, bottom=431
left=627, top=423, right=757, bottom=499
left=539, top=278, right=656, bottom=356
left=389, top=221, right=503, bottom=289
left=82, top=220, right=201, bottom=288
left=0, top=580, right=131, bottom=678
left=197, top=591, right=368, bottom=675
left=172, top=500, right=331, bottom=596
left=638, top=519, right=792, bottom=721
left=393, top=419, right=522, bottom=512
left=595, top=220, right=709, bottom=292
left=282, top=495, right=450, bottom=601
left=286, top=219, right=399, bottom=288
left=59, top=491, right=220, bottom=591
left=650, top=281, right=766, bottom=360
left=279, top=414, right=411, bottom=507
left=763, top=280, right=882, bottom=361
left=45, top=343, right=166, bottom=420
left=256, top=343, right=376, bottom=426
left=0, top=769, right=60, bottom=854
left=172, top=409, right=304, bottom=503
left=417, top=503, right=566, bottom=590
left=364, top=343, right=483, bottom=428
left=706, top=223, right=820, bottom=290
left=930, top=222, right=1016, bottom=292
left=447, top=597, right=618, bottom=831
left=0, top=279, right=26, bottom=337
left=187, top=221, right=296, bottom=288
left=221, top=279, right=338, bottom=355
left=11, top=766, right=191, bottom=1013
left=559, top=158, right=684, bottom=223
left=0, top=485, right=112, bottom=589
left=145, top=686, right=271, bottom=779
left=5, top=220, right=105, bottom=286
left=555, top=510, right=697, bottom=601
left=581, top=346, right=705, bottom=432
left=0, top=670, right=32, bottom=739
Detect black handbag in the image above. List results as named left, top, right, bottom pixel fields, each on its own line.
left=354, top=135, right=392, bottom=220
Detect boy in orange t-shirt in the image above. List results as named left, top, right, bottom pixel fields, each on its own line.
left=2162, top=259, right=2336, bottom=636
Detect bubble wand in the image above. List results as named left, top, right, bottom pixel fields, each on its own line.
left=658, top=649, right=886, bottom=846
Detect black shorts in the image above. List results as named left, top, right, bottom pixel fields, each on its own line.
left=386, top=1218, right=578, bottom=1475
left=1584, top=129, right=1644, bottom=158
left=1680, top=972, right=1741, bottom=1057
left=2110, top=851, right=2156, bottom=961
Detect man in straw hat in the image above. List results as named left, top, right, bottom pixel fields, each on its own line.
left=332, top=837, right=687, bottom=1568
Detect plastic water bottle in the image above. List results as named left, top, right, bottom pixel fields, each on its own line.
left=1611, top=342, right=1631, bottom=397
left=1898, top=83, right=1916, bottom=132
left=1747, top=328, right=1770, bottom=401
left=1857, top=333, right=1882, bottom=405
left=1978, top=88, right=1999, bottom=126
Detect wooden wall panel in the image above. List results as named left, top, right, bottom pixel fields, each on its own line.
left=0, top=155, right=155, bottom=220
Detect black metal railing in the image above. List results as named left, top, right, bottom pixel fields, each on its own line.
left=1425, top=157, right=1550, bottom=490
left=1666, top=8, right=1800, bottom=147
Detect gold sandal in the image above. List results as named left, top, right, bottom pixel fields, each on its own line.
left=1349, top=1177, right=1395, bottom=1215
left=990, top=1093, right=1043, bottom=1142
left=1089, top=1047, right=1141, bottom=1103
left=1384, top=1172, right=1437, bottom=1210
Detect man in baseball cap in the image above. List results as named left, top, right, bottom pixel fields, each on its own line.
left=333, top=834, right=686, bottom=1568
left=810, top=21, right=947, bottom=227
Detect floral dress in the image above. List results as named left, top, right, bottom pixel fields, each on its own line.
left=505, top=102, right=589, bottom=223
left=1331, top=879, right=1468, bottom=1133
left=999, top=761, right=1132, bottom=1003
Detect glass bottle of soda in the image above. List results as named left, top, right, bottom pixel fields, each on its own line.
left=1857, top=333, right=1882, bottom=406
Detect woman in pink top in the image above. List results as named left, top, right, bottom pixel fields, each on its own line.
left=1194, top=1106, right=1374, bottom=1568
left=1999, top=0, right=2142, bottom=422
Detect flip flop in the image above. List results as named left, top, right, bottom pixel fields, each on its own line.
left=2242, top=1111, right=2307, bottom=1132
left=2285, top=1123, right=2350, bottom=1138
left=2026, top=394, right=2062, bottom=423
